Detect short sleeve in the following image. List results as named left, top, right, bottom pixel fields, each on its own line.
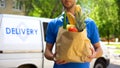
left=85, top=18, right=100, bottom=45
left=90, top=22, right=100, bottom=44
left=45, top=20, right=56, bottom=45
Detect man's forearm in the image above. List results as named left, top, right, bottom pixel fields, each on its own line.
left=93, top=42, right=103, bottom=58
left=44, top=43, right=54, bottom=61
left=95, top=47, right=103, bottom=58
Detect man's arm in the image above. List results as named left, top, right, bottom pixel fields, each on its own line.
left=44, top=43, right=54, bottom=61
left=94, top=42, right=103, bottom=58
left=45, top=43, right=67, bottom=64
left=89, top=42, right=103, bottom=59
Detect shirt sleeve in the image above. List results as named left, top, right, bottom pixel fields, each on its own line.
left=90, top=21, right=100, bottom=44
left=86, top=18, right=100, bottom=45
left=45, top=20, right=56, bottom=45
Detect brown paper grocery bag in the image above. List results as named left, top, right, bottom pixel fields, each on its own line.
left=55, top=27, right=93, bottom=63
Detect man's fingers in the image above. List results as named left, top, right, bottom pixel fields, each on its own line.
left=56, top=60, right=67, bottom=64
left=88, top=47, right=96, bottom=59
left=90, top=47, right=95, bottom=54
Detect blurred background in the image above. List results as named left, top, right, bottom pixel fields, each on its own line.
left=0, top=0, right=120, bottom=43
left=0, top=0, right=120, bottom=68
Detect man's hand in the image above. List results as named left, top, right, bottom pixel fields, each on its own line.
left=85, top=47, right=96, bottom=62
left=87, top=42, right=103, bottom=62
left=89, top=47, right=97, bottom=59
left=53, top=53, right=67, bottom=64
left=55, top=60, right=67, bottom=64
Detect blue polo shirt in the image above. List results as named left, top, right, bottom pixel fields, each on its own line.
left=46, top=13, right=100, bottom=68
